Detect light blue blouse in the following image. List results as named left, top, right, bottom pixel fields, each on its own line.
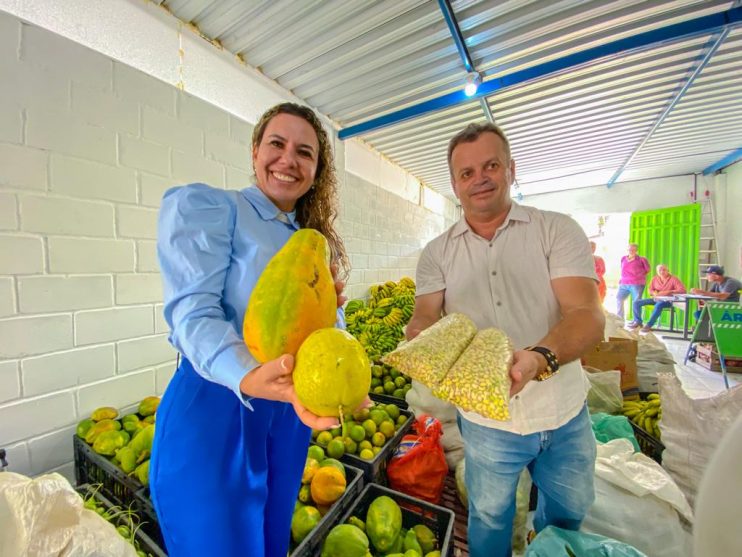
left=157, top=183, right=341, bottom=406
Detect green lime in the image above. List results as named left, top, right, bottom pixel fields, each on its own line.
left=384, top=404, right=400, bottom=421
left=362, top=419, right=377, bottom=438
left=358, top=440, right=372, bottom=452
left=316, top=430, right=333, bottom=447
left=371, top=365, right=385, bottom=378
left=379, top=420, right=395, bottom=439
left=307, top=445, right=325, bottom=462
left=396, top=415, right=407, bottom=427
left=371, top=432, right=386, bottom=447
left=393, top=389, right=405, bottom=398
left=352, top=408, right=370, bottom=422
left=329, top=426, right=342, bottom=438
left=343, top=437, right=358, bottom=455
left=373, top=386, right=385, bottom=394
left=350, top=424, right=366, bottom=443
left=394, top=376, right=406, bottom=388
left=372, top=446, right=382, bottom=455
left=383, top=381, right=396, bottom=394
left=370, top=377, right=382, bottom=388
left=326, top=438, right=345, bottom=459
left=359, top=448, right=374, bottom=460
left=389, top=368, right=401, bottom=379
left=369, top=409, right=389, bottom=426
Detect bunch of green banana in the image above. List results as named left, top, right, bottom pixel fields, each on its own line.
left=622, top=394, right=662, bottom=439
left=345, top=278, right=416, bottom=360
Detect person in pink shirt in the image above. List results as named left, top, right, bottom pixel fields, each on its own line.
left=616, top=243, right=650, bottom=319
left=591, top=241, right=606, bottom=302
left=628, top=264, right=686, bottom=332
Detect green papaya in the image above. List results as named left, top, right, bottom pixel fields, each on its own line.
left=412, top=525, right=436, bottom=554
left=93, top=430, right=126, bottom=456
left=76, top=418, right=95, bottom=439
left=403, top=530, right=423, bottom=555
left=118, top=430, right=130, bottom=445
left=138, top=396, right=160, bottom=417
left=403, top=551, right=420, bottom=557
left=366, top=495, right=402, bottom=552
left=129, top=424, right=154, bottom=458
left=143, top=415, right=155, bottom=425
left=387, top=531, right=405, bottom=554
left=347, top=515, right=366, bottom=532
left=116, top=446, right=138, bottom=473
left=135, top=460, right=150, bottom=486
left=424, top=552, right=441, bottom=557
left=321, top=524, right=370, bottom=557
left=91, top=406, right=118, bottom=422
left=298, top=485, right=312, bottom=504
left=319, top=458, right=346, bottom=477
left=122, top=418, right=141, bottom=434
left=84, top=419, right=120, bottom=445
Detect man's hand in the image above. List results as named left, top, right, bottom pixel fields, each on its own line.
left=509, top=349, right=546, bottom=397
left=331, top=262, right=347, bottom=308
left=239, top=354, right=340, bottom=430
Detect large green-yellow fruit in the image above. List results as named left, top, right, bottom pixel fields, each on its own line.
left=293, top=328, right=371, bottom=417
left=243, top=229, right=337, bottom=363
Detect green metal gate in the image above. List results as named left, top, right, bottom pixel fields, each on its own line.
left=629, top=203, right=700, bottom=327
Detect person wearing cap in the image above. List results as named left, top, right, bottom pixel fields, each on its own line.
left=691, top=266, right=742, bottom=303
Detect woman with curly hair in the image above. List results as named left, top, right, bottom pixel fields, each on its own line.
left=151, top=103, right=348, bottom=556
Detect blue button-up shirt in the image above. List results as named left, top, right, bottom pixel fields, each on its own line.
left=158, top=183, right=341, bottom=406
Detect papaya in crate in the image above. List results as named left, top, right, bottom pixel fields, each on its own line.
left=243, top=228, right=337, bottom=363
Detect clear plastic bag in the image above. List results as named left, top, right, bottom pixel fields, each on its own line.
left=585, top=368, right=623, bottom=414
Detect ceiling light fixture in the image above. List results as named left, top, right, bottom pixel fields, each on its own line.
left=464, top=72, right=482, bottom=96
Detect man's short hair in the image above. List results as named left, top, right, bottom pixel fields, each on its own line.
left=706, top=265, right=724, bottom=275
left=447, top=122, right=512, bottom=174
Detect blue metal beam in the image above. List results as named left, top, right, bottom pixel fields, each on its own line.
left=437, top=0, right=473, bottom=73
left=703, top=147, right=742, bottom=175
left=606, top=29, right=729, bottom=187
left=338, top=6, right=742, bottom=140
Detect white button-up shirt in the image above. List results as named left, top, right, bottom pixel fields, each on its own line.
left=416, top=202, right=597, bottom=435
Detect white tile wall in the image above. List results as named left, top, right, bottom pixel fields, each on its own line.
left=0, top=15, right=454, bottom=480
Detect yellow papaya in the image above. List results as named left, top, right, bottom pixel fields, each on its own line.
left=91, top=406, right=118, bottom=422
left=135, top=460, right=150, bottom=486
left=138, top=396, right=160, bottom=417
left=366, top=495, right=402, bottom=552
left=76, top=418, right=95, bottom=439
left=116, top=446, right=138, bottom=473
left=93, top=430, right=126, bottom=456
left=291, top=505, right=321, bottom=544
left=84, top=419, right=120, bottom=445
left=243, top=229, right=337, bottom=363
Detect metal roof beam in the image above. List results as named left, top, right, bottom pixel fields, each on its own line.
left=338, top=6, right=742, bottom=140
left=437, top=0, right=494, bottom=123
left=702, top=147, right=742, bottom=175
left=606, top=29, right=729, bottom=187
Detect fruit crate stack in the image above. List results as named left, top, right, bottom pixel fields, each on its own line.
left=314, top=482, right=455, bottom=557
left=311, top=395, right=414, bottom=485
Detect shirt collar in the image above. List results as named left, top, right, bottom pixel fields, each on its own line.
left=242, top=186, right=299, bottom=230
left=452, top=201, right=530, bottom=237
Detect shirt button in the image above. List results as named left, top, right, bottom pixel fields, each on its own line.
left=515, top=395, right=520, bottom=400
left=496, top=301, right=502, bottom=306
left=489, top=242, right=493, bottom=247
left=491, top=270, right=497, bottom=276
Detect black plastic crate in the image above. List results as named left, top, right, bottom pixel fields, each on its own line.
left=133, top=487, right=166, bottom=550
left=630, top=422, right=665, bottom=464
left=315, top=482, right=455, bottom=557
left=369, top=391, right=409, bottom=410
left=313, top=405, right=414, bottom=485
left=73, top=434, right=144, bottom=509
left=77, top=483, right=167, bottom=557
left=291, top=463, right=364, bottom=557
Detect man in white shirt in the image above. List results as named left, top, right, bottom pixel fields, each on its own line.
left=408, top=123, right=605, bottom=557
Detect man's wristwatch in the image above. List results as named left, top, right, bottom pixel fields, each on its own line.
left=526, top=346, right=559, bottom=381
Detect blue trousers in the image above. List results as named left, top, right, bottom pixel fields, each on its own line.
left=459, top=405, right=596, bottom=557
left=616, top=284, right=645, bottom=319
left=150, top=357, right=310, bottom=557
left=632, top=298, right=672, bottom=327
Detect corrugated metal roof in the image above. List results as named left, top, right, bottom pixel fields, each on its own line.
left=158, top=0, right=742, bottom=199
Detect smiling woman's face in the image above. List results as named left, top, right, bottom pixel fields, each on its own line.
left=252, top=113, right=319, bottom=212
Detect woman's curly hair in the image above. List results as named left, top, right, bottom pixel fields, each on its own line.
left=252, top=103, right=349, bottom=278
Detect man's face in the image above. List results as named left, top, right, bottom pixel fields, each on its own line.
left=657, top=265, right=669, bottom=278
left=707, top=272, right=723, bottom=284
left=628, top=245, right=638, bottom=257
left=450, top=132, right=515, bottom=217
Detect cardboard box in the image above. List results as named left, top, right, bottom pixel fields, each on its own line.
left=581, top=337, right=639, bottom=399
left=695, top=343, right=742, bottom=373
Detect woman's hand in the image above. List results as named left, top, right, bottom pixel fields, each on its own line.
left=331, top=262, right=347, bottom=308
left=239, top=355, right=340, bottom=430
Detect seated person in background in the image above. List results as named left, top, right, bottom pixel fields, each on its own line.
left=628, top=264, right=686, bottom=332
left=691, top=266, right=742, bottom=319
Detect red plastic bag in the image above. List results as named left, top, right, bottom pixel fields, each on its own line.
left=387, top=415, right=449, bottom=503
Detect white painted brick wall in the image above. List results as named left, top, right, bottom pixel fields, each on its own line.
left=0, top=314, right=73, bottom=358
left=0, top=144, right=48, bottom=190
left=0, top=102, right=21, bottom=145
left=171, top=150, right=225, bottom=188
left=140, top=173, right=172, bottom=207
left=0, top=391, right=76, bottom=445
left=50, top=154, right=137, bottom=203
left=0, top=235, right=45, bottom=274
left=117, top=206, right=158, bottom=239
left=0, top=277, right=15, bottom=318
left=119, top=135, right=170, bottom=177
left=143, top=106, right=203, bottom=156
left=205, top=133, right=251, bottom=171
left=177, top=93, right=230, bottom=135
left=0, top=193, right=18, bottom=230
left=28, top=426, right=76, bottom=476
left=117, top=334, right=176, bottom=373
left=18, top=276, right=113, bottom=313
left=0, top=360, right=20, bottom=404
left=226, top=166, right=252, bottom=190
left=20, top=195, right=115, bottom=237
left=21, top=344, right=115, bottom=397
left=154, top=361, right=177, bottom=395
left=71, top=81, right=139, bottom=136
left=48, top=238, right=135, bottom=273
left=136, top=240, right=159, bottom=272
left=115, top=273, right=162, bottom=305
left=3, top=442, right=31, bottom=477
left=229, top=116, right=253, bottom=146
left=77, top=370, right=155, bottom=420
left=154, top=303, right=168, bottom=333
left=113, top=62, right=175, bottom=116
left=75, top=306, right=154, bottom=346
